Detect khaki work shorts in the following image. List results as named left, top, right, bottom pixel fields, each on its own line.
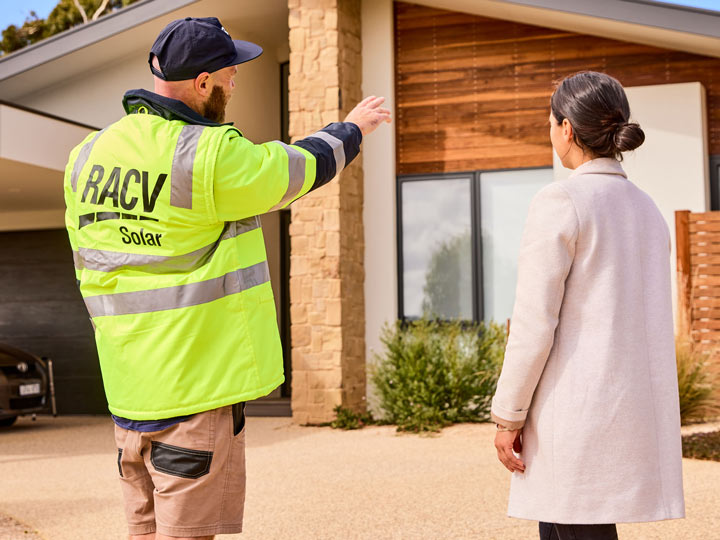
left=114, top=404, right=246, bottom=537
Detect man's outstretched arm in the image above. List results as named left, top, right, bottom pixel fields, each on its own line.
left=214, top=96, right=391, bottom=221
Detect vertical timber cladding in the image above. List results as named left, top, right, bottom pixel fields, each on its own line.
left=288, top=0, right=366, bottom=424
left=394, top=2, right=720, bottom=175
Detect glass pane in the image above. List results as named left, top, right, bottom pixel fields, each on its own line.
left=401, top=177, right=472, bottom=320
left=480, top=169, right=553, bottom=323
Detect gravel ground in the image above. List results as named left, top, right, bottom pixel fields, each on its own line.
left=0, top=513, right=43, bottom=540
left=1, top=415, right=719, bottom=540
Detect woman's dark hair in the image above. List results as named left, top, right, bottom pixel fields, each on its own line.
left=551, top=71, right=645, bottom=160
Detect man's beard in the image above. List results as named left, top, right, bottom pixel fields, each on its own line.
left=202, top=85, right=229, bottom=123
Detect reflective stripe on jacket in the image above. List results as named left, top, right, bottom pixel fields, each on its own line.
left=64, top=90, right=362, bottom=420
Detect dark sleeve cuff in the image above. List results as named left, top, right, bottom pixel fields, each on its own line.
left=293, top=122, right=363, bottom=192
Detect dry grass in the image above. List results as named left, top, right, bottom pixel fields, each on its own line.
left=676, top=340, right=720, bottom=424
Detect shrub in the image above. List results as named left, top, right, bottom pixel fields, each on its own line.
left=682, top=430, right=720, bottom=462
left=330, top=405, right=374, bottom=430
left=371, top=318, right=506, bottom=433
left=676, top=340, right=720, bottom=425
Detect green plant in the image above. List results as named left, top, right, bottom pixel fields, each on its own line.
left=330, top=405, right=374, bottom=430
left=676, top=340, right=720, bottom=425
left=682, top=430, right=720, bottom=462
left=371, top=318, right=506, bottom=433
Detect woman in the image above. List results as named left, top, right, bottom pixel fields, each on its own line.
left=491, top=71, right=685, bottom=540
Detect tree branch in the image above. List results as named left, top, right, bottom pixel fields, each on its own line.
left=91, top=0, right=112, bottom=21
left=72, top=0, right=88, bottom=23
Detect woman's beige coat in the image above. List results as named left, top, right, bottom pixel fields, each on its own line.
left=491, top=158, right=685, bottom=524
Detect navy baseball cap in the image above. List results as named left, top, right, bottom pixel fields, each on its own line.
left=149, top=17, right=263, bottom=81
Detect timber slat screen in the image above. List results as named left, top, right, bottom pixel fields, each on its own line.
left=676, top=210, right=720, bottom=348
left=394, top=2, right=720, bottom=175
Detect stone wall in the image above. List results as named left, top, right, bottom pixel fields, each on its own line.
left=288, top=0, right=366, bottom=424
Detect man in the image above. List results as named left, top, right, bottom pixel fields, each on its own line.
left=64, top=16, right=391, bottom=540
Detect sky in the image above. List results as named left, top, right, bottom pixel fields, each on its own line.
left=650, top=0, right=720, bottom=10
left=0, top=0, right=62, bottom=30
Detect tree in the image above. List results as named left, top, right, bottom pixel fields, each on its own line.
left=1, top=11, right=46, bottom=55
left=421, top=231, right=472, bottom=319
left=1, top=0, right=140, bottom=56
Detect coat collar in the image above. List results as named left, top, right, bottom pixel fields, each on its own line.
left=122, top=88, right=235, bottom=128
left=569, top=157, right=627, bottom=179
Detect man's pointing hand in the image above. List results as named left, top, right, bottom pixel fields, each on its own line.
left=344, top=96, right=392, bottom=136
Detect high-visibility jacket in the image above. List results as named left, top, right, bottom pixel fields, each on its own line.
left=64, top=89, right=361, bottom=420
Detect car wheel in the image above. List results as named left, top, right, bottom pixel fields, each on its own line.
left=0, top=416, right=18, bottom=427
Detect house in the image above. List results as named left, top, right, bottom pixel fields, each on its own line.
left=0, top=0, right=718, bottom=422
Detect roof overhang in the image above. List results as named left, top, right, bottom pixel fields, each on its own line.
left=0, top=0, right=200, bottom=102
left=0, top=0, right=199, bottom=82
left=0, top=0, right=289, bottom=104
left=412, top=0, right=720, bottom=59
left=0, top=104, right=95, bottom=230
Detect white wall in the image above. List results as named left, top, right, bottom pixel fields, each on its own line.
left=17, top=29, right=284, bottom=143
left=554, top=82, right=710, bottom=324
left=362, top=0, right=397, bottom=410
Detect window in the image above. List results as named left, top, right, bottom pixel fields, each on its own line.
left=398, top=168, right=553, bottom=323
left=711, top=155, right=720, bottom=211
left=399, top=174, right=474, bottom=320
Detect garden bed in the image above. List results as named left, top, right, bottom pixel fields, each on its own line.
left=682, top=430, right=720, bottom=462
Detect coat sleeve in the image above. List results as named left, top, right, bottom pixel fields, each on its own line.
left=491, top=182, right=579, bottom=429
left=213, top=122, right=362, bottom=221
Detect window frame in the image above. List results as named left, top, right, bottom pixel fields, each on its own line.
left=710, top=155, right=720, bottom=211
left=396, top=166, right=553, bottom=323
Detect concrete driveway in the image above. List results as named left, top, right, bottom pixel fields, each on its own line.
left=1, top=416, right=719, bottom=539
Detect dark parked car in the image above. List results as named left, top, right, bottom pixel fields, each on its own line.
left=0, top=343, right=57, bottom=426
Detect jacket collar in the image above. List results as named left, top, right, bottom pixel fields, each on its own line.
left=569, top=157, right=627, bottom=179
left=122, top=89, right=234, bottom=128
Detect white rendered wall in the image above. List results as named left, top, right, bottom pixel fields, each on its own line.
left=362, top=0, right=397, bottom=411
left=554, top=82, right=710, bottom=325
left=16, top=31, right=282, bottom=144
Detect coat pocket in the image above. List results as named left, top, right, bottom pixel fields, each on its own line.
left=150, top=441, right=213, bottom=479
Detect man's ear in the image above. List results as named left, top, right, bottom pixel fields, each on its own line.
left=194, top=72, right=211, bottom=97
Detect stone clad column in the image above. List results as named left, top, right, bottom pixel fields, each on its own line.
left=288, top=0, right=366, bottom=424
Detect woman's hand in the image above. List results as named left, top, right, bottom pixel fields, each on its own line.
left=494, top=428, right=525, bottom=473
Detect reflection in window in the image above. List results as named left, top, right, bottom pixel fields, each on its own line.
left=481, top=169, right=553, bottom=322
left=401, top=177, right=472, bottom=320
left=398, top=168, right=552, bottom=323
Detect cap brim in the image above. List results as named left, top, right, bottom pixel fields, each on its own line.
left=232, top=40, right=263, bottom=65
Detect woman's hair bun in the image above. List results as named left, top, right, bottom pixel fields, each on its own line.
left=614, top=122, right=645, bottom=153
left=551, top=71, right=645, bottom=160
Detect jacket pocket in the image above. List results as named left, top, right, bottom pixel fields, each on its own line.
left=150, top=441, right=213, bottom=479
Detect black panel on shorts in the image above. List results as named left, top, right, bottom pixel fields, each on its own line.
left=150, top=441, right=213, bottom=479
left=232, top=402, right=246, bottom=436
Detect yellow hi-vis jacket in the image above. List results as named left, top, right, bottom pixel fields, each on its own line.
left=64, top=89, right=362, bottom=420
